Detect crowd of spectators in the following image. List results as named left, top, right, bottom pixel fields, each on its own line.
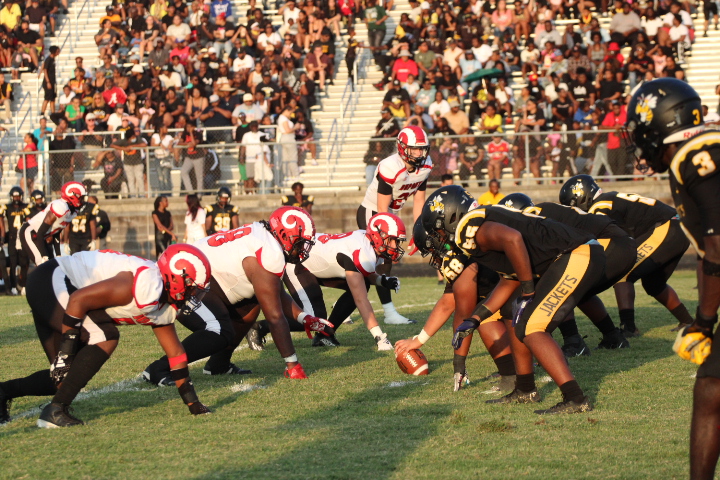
left=366, top=0, right=702, bottom=185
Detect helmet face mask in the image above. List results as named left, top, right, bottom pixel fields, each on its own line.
left=397, top=126, right=430, bottom=170
left=9, top=186, right=23, bottom=204
left=217, top=187, right=231, bottom=206
left=413, top=218, right=445, bottom=269
left=60, top=181, right=87, bottom=209
left=421, top=185, right=478, bottom=246
left=157, top=244, right=212, bottom=315
left=366, top=212, right=407, bottom=263
left=268, top=206, right=317, bottom=264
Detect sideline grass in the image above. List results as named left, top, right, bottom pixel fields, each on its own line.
left=0, top=272, right=700, bottom=479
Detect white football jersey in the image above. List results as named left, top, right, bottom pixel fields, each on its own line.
left=361, top=153, right=432, bottom=214
left=194, top=222, right=286, bottom=304
left=302, top=230, right=380, bottom=279
left=55, top=250, right=176, bottom=326
left=27, top=199, right=77, bottom=237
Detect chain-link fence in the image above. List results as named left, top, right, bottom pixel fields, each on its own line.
left=4, top=125, right=672, bottom=199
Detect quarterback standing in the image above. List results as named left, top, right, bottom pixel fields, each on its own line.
left=624, top=78, right=720, bottom=479
left=358, top=126, right=432, bottom=324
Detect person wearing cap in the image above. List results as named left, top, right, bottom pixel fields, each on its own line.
left=148, top=37, right=171, bottom=70
left=232, top=45, right=255, bottom=74
left=375, top=108, right=401, bottom=138
left=200, top=93, right=233, bottom=145
left=240, top=120, right=272, bottom=193
left=442, top=37, right=464, bottom=71
left=609, top=2, right=641, bottom=46
left=627, top=44, right=654, bottom=89
left=567, top=44, right=592, bottom=77
left=443, top=98, right=469, bottom=135
left=128, top=64, right=151, bottom=102
left=364, top=0, right=388, bottom=66
left=211, top=12, right=236, bottom=60
left=232, top=92, right=263, bottom=124
left=101, top=78, right=127, bottom=109
left=382, top=79, right=411, bottom=119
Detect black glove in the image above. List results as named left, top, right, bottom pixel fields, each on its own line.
left=49, top=328, right=81, bottom=386
left=380, top=275, right=400, bottom=293
left=451, top=318, right=480, bottom=350
left=512, top=294, right=535, bottom=327
left=188, top=402, right=212, bottom=415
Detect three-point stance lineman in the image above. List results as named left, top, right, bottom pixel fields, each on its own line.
left=0, top=245, right=212, bottom=427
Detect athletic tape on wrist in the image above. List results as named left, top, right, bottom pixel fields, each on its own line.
left=296, top=312, right=309, bottom=324
left=168, top=353, right=188, bottom=370
left=284, top=354, right=298, bottom=363
left=375, top=275, right=385, bottom=287
left=170, top=366, right=190, bottom=381
left=417, top=329, right=431, bottom=345
left=471, top=303, right=494, bottom=321
left=703, top=258, right=720, bottom=277
left=520, top=280, right=535, bottom=296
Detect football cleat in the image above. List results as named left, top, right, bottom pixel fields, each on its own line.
left=620, top=324, right=641, bottom=338
left=0, top=384, right=11, bottom=424
left=343, top=316, right=354, bottom=324
left=142, top=370, right=175, bottom=387
left=284, top=363, right=308, bottom=379
left=202, top=363, right=252, bottom=376
left=534, top=396, right=593, bottom=415
left=486, top=388, right=540, bottom=404
left=453, top=370, right=470, bottom=392
left=596, top=328, right=630, bottom=349
left=20, top=287, right=25, bottom=296
left=375, top=334, right=393, bottom=351
left=561, top=334, right=591, bottom=357
left=10, top=288, right=17, bottom=296
left=312, top=333, right=341, bottom=347
left=37, top=402, right=84, bottom=428
left=246, top=323, right=266, bottom=351
left=384, top=311, right=417, bottom=325
left=670, top=322, right=693, bottom=332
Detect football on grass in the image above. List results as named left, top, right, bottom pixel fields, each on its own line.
left=396, top=349, right=429, bottom=376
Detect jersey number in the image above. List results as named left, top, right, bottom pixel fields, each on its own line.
left=617, top=193, right=656, bottom=206
left=214, top=215, right=231, bottom=232
left=317, top=233, right=352, bottom=243
left=442, top=257, right=465, bottom=282
left=72, top=217, right=87, bottom=233
left=461, top=226, right=479, bottom=250
left=207, top=225, right=251, bottom=247
left=692, top=151, right=716, bottom=177
left=12, top=214, right=22, bottom=230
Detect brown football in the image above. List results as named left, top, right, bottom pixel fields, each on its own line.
left=396, top=348, right=429, bottom=376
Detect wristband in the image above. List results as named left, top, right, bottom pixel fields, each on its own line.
left=703, top=258, right=720, bottom=277
left=178, top=379, right=199, bottom=405
left=374, top=274, right=384, bottom=287
left=520, top=280, right=534, bottom=295
left=696, top=308, right=719, bottom=329
left=284, top=354, right=298, bottom=363
left=471, top=303, right=494, bottom=321
left=170, top=366, right=189, bottom=381
left=296, top=312, right=308, bottom=324
left=168, top=352, right=188, bottom=369
left=416, top=328, right=431, bottom=345
left=62, top=312, right=83, bottom=328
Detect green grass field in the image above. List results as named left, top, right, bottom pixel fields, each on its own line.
left=0, top=272, right=701, bottom=479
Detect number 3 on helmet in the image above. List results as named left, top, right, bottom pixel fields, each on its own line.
left=60, top=181, right=88, bottom=209
left=366, top=212, right=406, bottom=262
left=397, top=126, right=430, bottom=169
left=157, top=244, right=212, bottom=315
left=268, top=206, right=316, bottom=264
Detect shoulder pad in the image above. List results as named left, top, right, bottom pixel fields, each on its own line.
left=92, top=205, right=100, bottom=215
left=206, top=205, right=214, bottom=213
left=22, top=207, right=30, bottom=215
left=0, top=205, right=6, bottom=214
left=231, top=205, right=239, bottom=213
left=281, top=196, right=289, bottom=203
left=306, top=196, right=314, bottom=203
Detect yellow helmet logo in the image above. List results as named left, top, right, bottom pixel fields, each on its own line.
left=571, top=182, right=584, bottom=197
left=635, top=93, right=658, bottom=125
left=429, top=196, right=444, bottom=212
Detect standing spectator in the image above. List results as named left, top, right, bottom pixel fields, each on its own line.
left=277, top=105, right=299, bottom=183
left=18, top=133, right=38, bottom=192
left=93, top=151, right=125, bottom=199
left=458, top=134, right=483, bottom=188
left=443, top=99, right=470, bottom=135
left=151, top=124, right=175, bottom=193
left=49, top=125, right=75, bottom=193
left=183, top=193, right=206, bottom=243
left=294, top=110, right=317, bottom=166
left=304, top=44, right=331, bottom=92
left=111, top=128, right=146, bottom=197
left=364, top=0, right=388, bottom=66
left=477, top=178, right=504, bottom=204
left=391, top=50, right=418, bottom=85
left=152, top=195, right=175, bottom=257
left=281, top=182, right=313, bottom=214
left=178, top=122, right=205, bottom=192
left=600, top=100, right=627, bottom=176
left=240, top=120, right=272, bottom=193
left=40, top=46, right=60, bottom=116
left=210, top=0, right=233, bottom=23
left=232, top=92, right=263, bottom=123
left=0, top=74, right=12, bottom=124
left=201, top=94, right=233, bottom=144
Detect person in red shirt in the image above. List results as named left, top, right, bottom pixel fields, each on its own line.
left=101, top=78, right=127, bottom=108
left=600, top=100, right=628, bottom=176
left=486, top=135, right=510, bottom=181
left=170, top=39, right=191, bottom=65
left=392, top=50, right=419, bottom=83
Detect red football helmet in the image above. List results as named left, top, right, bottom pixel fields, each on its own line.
left=397, top=126, right=430, bottom=169
left=366, top=212, right=406, bottom=262
left=60, top=181, right=87, bottom=209
left=268, top=206, right=316, bottom=264
left=157, top=244, right=212, bottom=314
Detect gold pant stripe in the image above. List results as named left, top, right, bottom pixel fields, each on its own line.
left=620, top=220, right=671, bottom=282
left=598, top=238, right=611, bottom=250
left=525, top=244, right=592, bottom=335
left=480, top=310, right=503, bottom=325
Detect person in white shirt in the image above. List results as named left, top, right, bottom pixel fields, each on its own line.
left=232, top=93, right=264, bottom=124
left=703, top=104, right=720, bottom=125
left=240, top=121, right=273, bottom=193
left=277, top=105, right=298, bottom=183
left=442, top=38, right=464, bottom=70
left=166, top=15, right=192, bottom=43
left=403, top=73, right=420, bottom=98
left=184, top=194, right=207, bottom=244
left=279, top=0, right=300, bottom=26
left=231, top=47, right=254, bottom=74
left=428, top=91, right=450, bottom=122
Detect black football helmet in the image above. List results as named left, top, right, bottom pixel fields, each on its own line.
left=500, top=193, right=534, bottom=211
left=559, top=174, right=602, bottom=212
left=30, top=190, right=45, bottom=208
left=624, top=78, right=704, bottom=173
left=412, top=217, right=445, bottom=269
left=421, top=185, right=478, bottom=244
left=9, top=186, right=23, bottom=203
left=217, top=186, right=231, bottom=204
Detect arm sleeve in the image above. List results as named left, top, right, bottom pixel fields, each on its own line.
left=337, top=252, right=358, bottom=273
left=417, top=179, right=428, bottom=192
left=377, top=176, right=393, bottom=195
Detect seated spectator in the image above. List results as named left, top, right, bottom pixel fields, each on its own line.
left=485, top=135, right=510, bottom=182
left=167, top=14, right=192, bottom=44
left=201, top=94, right=233, bottom=144
left=232, top=92, right=264, bottom=124
left=139, top=16, right=161, bottom=59
left=443, top=99, right=470, bottom=135
left=609, top=2, right=642, bottom=47
left=15, top=20, right=41, bottom=70
left=0, top=1, right=21, bottom=33
left=521, top=41, right=541, bottom=79
left=383, top=79, right=411, bottom=119
left=551, top=86, right=574, bottom=126
left=212, top=13, right=236, bottom=60
left=596, top=68, right=623, bottom=108
left=415, top=41, right=438, bottom=83
left=65, top=96, right=86, bottom=131
left=405, top=103, right=433, bottom=130
left=435, top=64, right=459, bottom=98
left=96, top=19, right=119, bottom=58
left=375, top=108, right=400, bottom=138
left=392, top=49, right=418, bottom=85
left=535, top=20, right=562, bottom=48
left=292, top=71, right=316, bottom=112
left=304, top=44, right=331, bottom=92
left=428, top=90, right=450, bottom=123
left=26, top=0, right=48, bottom=38
left=458, top=50, right=481, bottom=98
left=102, top=78, right=127, bottom=108
left=477, top=178, right=504, bottom=204
left=662, top=54, right=685, bottom=80
left=93, top=150, right=125, bottom=199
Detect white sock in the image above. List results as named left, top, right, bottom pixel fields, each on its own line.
left=369, top=326, right=383, bottom=338
left=382, top=303, right=397, bottom=315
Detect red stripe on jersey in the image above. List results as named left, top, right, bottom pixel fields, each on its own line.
left=352, top=249, right=371, bottom=277
left=133, top=266, right=160, bottom=309
left=49, top=205, right=63, bottom=218
left=256, top=247, right=284, bottom=277
left=378, top=167, right=407, bottom=185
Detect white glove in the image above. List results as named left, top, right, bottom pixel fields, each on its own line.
left=38, top=256, right=49, bottom=265
left=89, top=240, right=97, bottom=251
left=62, top=243, right=71, bottom=256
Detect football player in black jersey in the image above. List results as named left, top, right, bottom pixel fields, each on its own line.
left=424, top=185, right=604, bottom=414
left=204, top=187, right=239, bottom=235
left=88, top=196, right=111, bottom=249
left=2, top=186, right=30, bottom=295
left=281, top=182, right=314, bottom=214
left=560, top=174, right=693, bottom=337
left=624, top=78, right=720, bottom=480
left=62, top=199, right=98, bottom=254
left=501, top=193, right=632, bottom=353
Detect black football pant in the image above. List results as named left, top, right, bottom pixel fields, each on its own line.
left=19, top=223, right=54, bottom=266
left=69, top=238, right=91, bottom=254
left=583, top=235, right=637, bottom=298
left=8, top=241, right=28, bottom=290
left=356, top=205, right=394, bottom=305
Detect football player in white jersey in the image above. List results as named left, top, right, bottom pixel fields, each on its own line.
left=249, top=213, right=406, bottom=351
left=357, top=126, right=433, bottom=325
left=19, top=181, right=86, bottom=265
left=0, top=245, right=213, bottom=428
left=143, top=206, right=332, bottom=383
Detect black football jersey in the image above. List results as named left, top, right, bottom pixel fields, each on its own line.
left=588, top=191, right=676, bottom=239
left=1, top=202, right=30, bottom=239
left=68, top=203, right=98, bottom=241
left=27, top=204, right=46, bottom=220
left=205, top=203, right=239, bottom=234
left=668, top=130, right=720, bottom=256
left=281, top=194, right=314, bottom=210
left=525, top=202, right=626, bottom=239
left=95, top=208, right=111, bottom=239
left=455, top=205, right=593, bottom=278
left=441, top=250, right=500, bottom=299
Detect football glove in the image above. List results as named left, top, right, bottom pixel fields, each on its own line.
left=89, top=240, right=97, bottom=251
left=379, top=275, right=400, bottom=293
left=50, top=328, right=81, bottom=386
left=61, top=243, right=71, bottom=257
left=299, top=314, right=334, bottom=339
left=673, top=324, right=713, bottom=365
left=284, top=363, right=308, bottom=379
left=188, top=402, right=212, bottom=415
left=512, top=293, right=535, bottom=327
left=452, top=318, right=480, bottom=350
left=407, top=237, right=419, bottom=256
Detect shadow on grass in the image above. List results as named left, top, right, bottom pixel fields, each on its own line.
left=192, top=381, right=454, bottom=480
left=0, top=323, right=37, bottom=348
